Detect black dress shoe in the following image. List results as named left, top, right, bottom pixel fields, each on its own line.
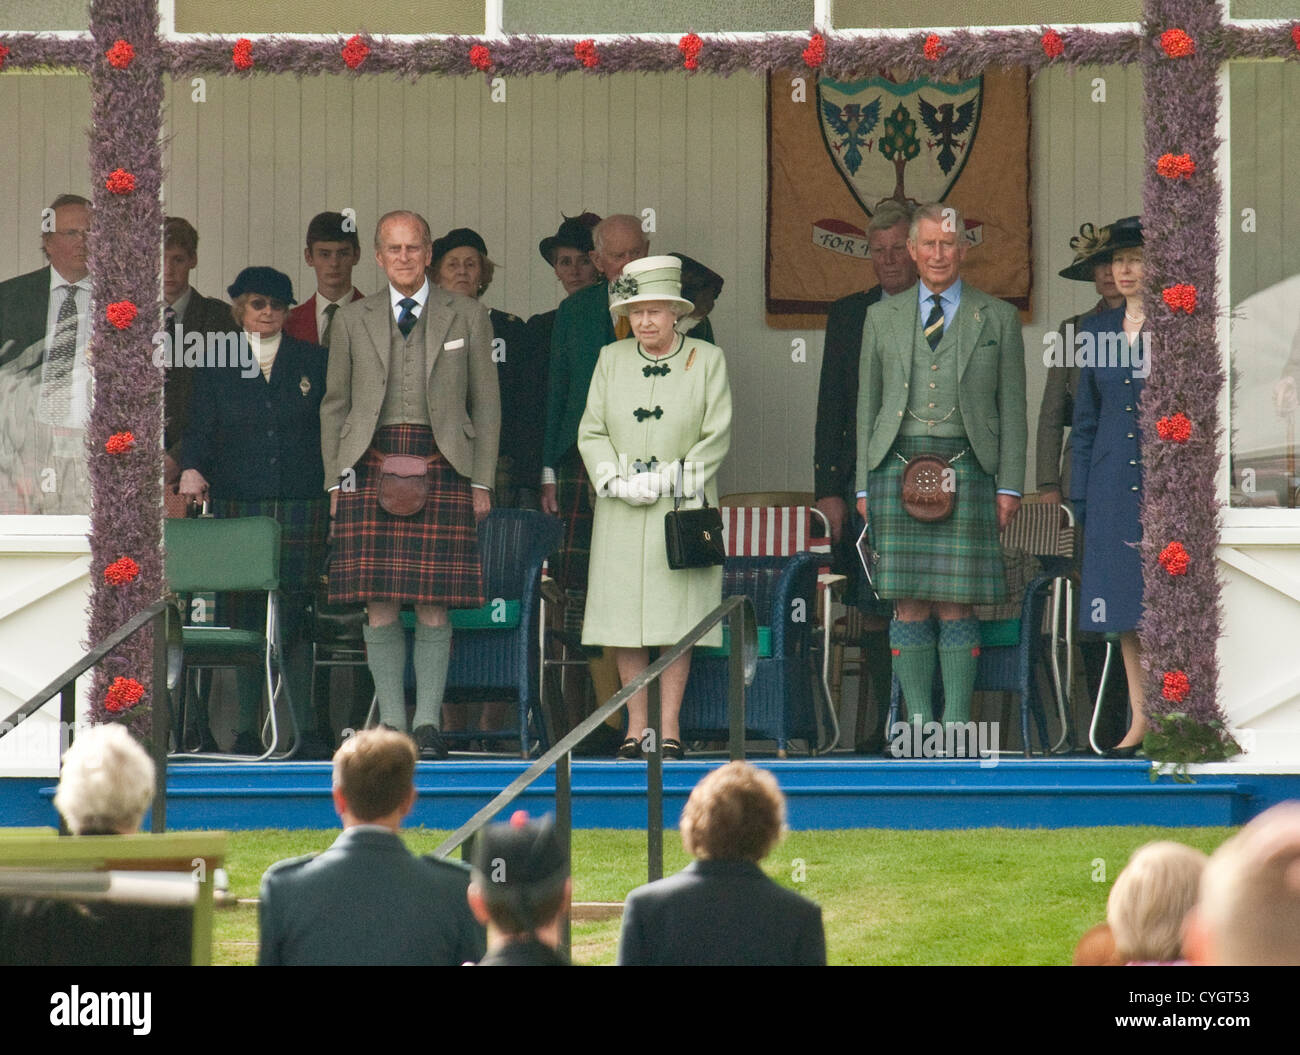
left=615, top=737, right=642, bottom=760
left=414, top=724, right=449, bottom=761
left=661, top=738, right=685, bottom=761
left=1104, top=744, right=1143, bottom=759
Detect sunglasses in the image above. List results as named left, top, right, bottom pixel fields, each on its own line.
left=248, top=296, right=288, bottom=312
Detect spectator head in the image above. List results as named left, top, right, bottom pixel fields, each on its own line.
left=53, top=724, right=155, bottom=835
left=374, top=210, right=433, bottom=296
left=539, top=211, right=601, bottom=295
left=866, top=199, right=917, bottom=296
left=679, top=762, right=786, bottom=863
left=907, top=201, right=967, bottom=295
left=42, top=193, right=92, bottom=283
left=330, top=728, right=418, bottom=827
left=303, top=211, right=361, bottom=297
left=430, top=227, right=495, bottom=300
left=1106, top=841, right=1207, bottom=963
left=669, top=253, right=723, bottom=323
left=227, top=266, right=295, bottom=336
left=468, top=811, right=570, bottom=941
left=1072, top=922, right=1123, bottom=966
left=591, top=214, right=649, bottom=281
left=163, top=217, right=200, bottom=304
left=1184, top=802, right=1300, bottom=966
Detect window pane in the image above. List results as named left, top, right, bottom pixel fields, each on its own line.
left=503, top=0, right=810, bottom=33
left=1229, top=60, right=1300, bottom=509
left=833, top=0, right=1140, bottom=28
left=173, top=0, right=483, bottom=34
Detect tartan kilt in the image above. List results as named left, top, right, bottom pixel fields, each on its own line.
left=329, top=424, right=484, bottom=607
left=866, top=434, right=1008, bottom=605
left=553, top=446, right=594, bottom=592
left=212, top=495, right=328, bottom=644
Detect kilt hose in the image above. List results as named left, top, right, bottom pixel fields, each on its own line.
left=212, top=495, right=328, bottom=648
left=329, top=424, right=484, bottom=608
left=866, top=434, right=1008, bottom=606
left=554, top=445, right=595, bottom=594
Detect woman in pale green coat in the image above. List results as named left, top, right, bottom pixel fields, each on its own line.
left=578, top=256, right=732, bottom=760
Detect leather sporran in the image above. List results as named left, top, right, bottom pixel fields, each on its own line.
left=900, top=453, right=955, bottom=522
left=377, top=454, right=434, bottom=516
left=664, top=493, right=726, bottom=570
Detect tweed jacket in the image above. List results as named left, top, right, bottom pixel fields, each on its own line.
left=320, top=284, right=500, bottom=489
left=855, top=282, right=1027, bottom=494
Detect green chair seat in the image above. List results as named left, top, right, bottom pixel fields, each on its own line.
left=399, top=602, right=522, bottom=631
left=979, top=619, right=1021, bottom=648
left=697, top=625, right=772, bottom=659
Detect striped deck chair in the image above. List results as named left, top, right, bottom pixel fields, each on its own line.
left=717, top=496, right=836, bottom=752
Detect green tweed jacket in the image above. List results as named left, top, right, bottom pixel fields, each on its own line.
left=854, top=282, right=1027, bottom=494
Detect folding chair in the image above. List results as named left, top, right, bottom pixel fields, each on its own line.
left=165, top=516, right=297, bottom=761
left=719, top=496, right=837, bottom=752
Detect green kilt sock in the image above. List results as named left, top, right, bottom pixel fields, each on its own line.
left=413, top=623, right=453, bottom=731
left=363, top=621, right=409, bottom=731
left=890, top=618, right=936, bottom=724
left=938, top=618, right=982, bottom=724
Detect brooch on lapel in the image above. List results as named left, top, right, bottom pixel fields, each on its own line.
left=685, top=348, right=697, bottom=371
left=633, top=406, right=663, bottom=422
left=973, top=310, right=981, bottom=324
left=300, top=376, right=311, bottom=397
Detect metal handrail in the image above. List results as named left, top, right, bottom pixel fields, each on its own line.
left=1, top=599, right=176, bottom=833
left=433, top=593, right=757, bottom=900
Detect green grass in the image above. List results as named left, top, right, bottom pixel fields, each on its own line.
left=213, top=825, right=1237, bottom=966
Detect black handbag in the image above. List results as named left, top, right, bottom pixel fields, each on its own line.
left=664, top=493, right=726, bottom=570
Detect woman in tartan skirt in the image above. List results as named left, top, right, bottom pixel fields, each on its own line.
left=180, top=267, right=329, bottom=756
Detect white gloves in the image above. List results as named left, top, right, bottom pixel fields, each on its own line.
left=605, top=475, right=657, bottom=506
left=598, top=460, right=694, bottom=506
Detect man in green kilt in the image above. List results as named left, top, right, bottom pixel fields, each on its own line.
left=855, top=203, right=1026, bottom=731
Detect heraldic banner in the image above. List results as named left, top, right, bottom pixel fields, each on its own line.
left=766, top=67, right=1031, bottom=327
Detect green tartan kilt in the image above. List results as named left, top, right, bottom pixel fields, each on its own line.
left=866, top=435, right=1008, bottom=605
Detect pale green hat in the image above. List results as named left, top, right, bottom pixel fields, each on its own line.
left=608, top=255, right=694, bottom=317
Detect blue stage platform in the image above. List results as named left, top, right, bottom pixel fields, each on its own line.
left=4, top=757, right=1298, bottom=831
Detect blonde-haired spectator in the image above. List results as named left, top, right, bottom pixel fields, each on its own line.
left=1106, top=840, right=1207, bottom=964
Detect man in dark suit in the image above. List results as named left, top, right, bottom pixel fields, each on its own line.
left=285, top=211, right=365, bottom=346
left=161, top=217, right=235, bottom=486
left=855, top=203, right=1027, bottom=732
left=320, top=210, right=500, bottom=759
left=618, top=762, right=825, bottom=966
left=258, top=728, right=485, bottom=965
left=0, top=194, right=93, bottom=513
left=814, top=200, right=916, bottom=751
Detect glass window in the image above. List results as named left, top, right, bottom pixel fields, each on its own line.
left=1228, top=60, right=1300, bottom=509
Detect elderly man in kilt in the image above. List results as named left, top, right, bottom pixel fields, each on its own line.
left=321, top=210, right=500, bottom=760
left=855, top=203, right=1026, bottom=732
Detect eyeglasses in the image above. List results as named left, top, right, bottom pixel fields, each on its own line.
left=248, top=296, right=288, bottom=312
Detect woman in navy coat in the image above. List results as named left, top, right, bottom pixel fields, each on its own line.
left=180, top=267, right=329, bottom=757
left=1070, top=217, right=1148, bottom=757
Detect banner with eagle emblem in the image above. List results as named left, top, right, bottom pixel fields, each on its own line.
left=766, top=68, right=1030, bottom=325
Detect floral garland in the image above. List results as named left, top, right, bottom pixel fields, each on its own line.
left=0, top=1, right=1295, bottom=761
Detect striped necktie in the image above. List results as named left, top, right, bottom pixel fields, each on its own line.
left=924, top=294, right=945, bottom=351
left=40, top=285, right=80, bottom=423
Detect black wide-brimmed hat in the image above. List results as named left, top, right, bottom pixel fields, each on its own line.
left=1059, top=216, right=1143, bottom=281
left=227, top=266, right=295, bottom=304
left=538, top=211, right=601, bottom=265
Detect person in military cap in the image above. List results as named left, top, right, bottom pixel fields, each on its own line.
left=258, top=728, right=485, bottom=965
left=468, top=811, right=572, bottom=966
